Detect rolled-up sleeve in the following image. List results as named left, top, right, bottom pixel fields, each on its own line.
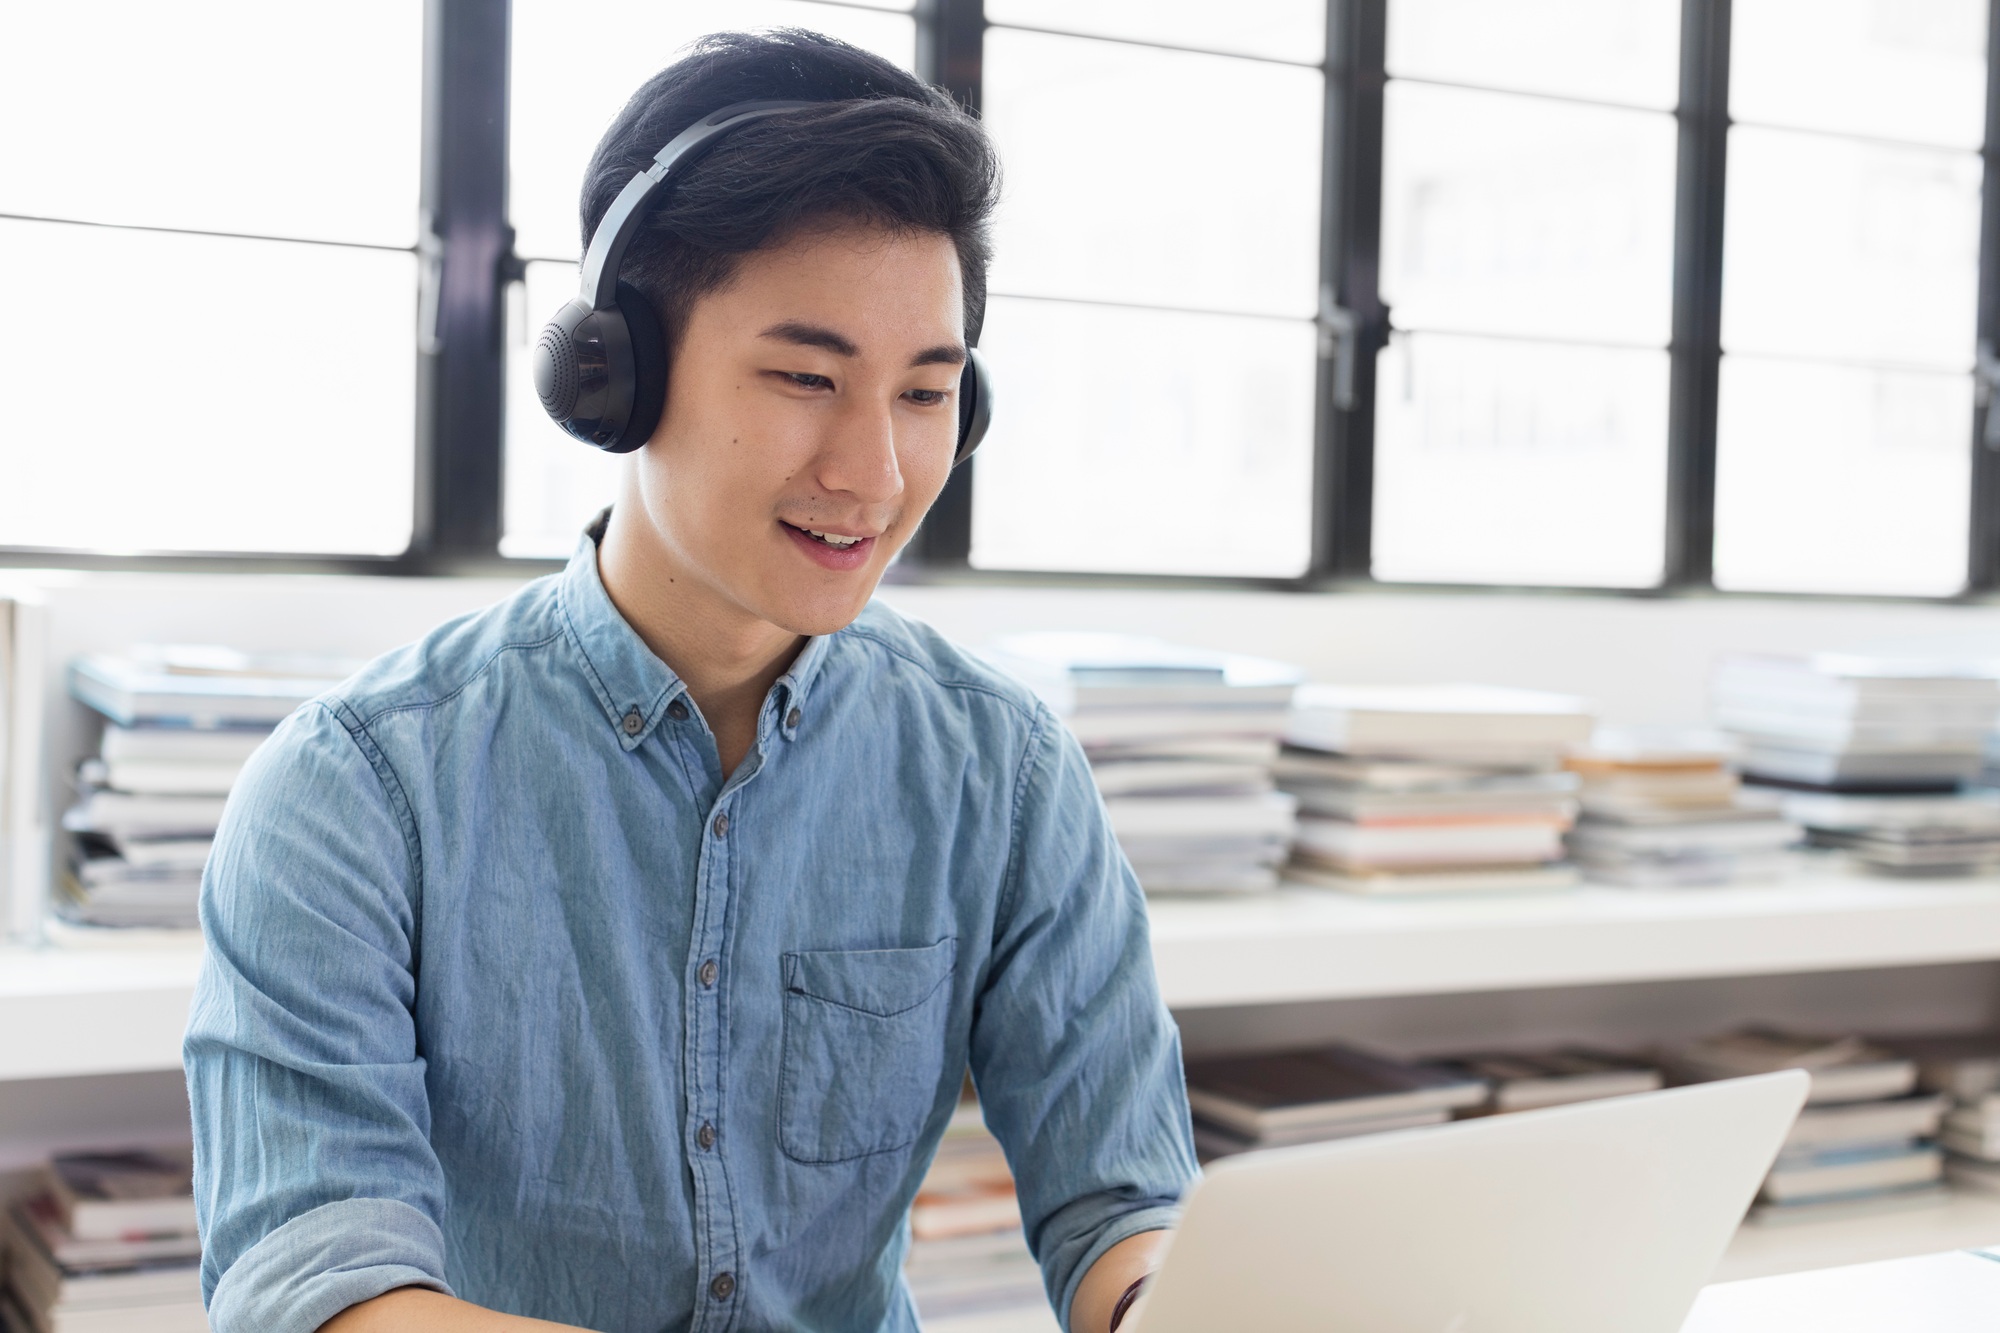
left=184, top=702, right=452, bottom=1333
left=968, top=706, right=1200, bottom=1331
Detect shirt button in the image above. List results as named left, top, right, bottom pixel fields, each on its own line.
left=710, top=1272, right=736, bottom=1301
left=712, top=812, right=730, bottom=838
left=699, top=958, right=718, bottom=988
left=621, top=707, right=643, bottom=736
left=667, top=698, right=690, bottom=721
left=786, top=706, right=802, bottom=729
left=698, top=1121, right=716, bottom=1150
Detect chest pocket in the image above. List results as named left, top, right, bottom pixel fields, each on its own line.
left=779, top=937, right=958, bottom=1164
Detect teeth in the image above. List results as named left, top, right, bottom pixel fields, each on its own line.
left=806, top=529, right=862, bottom=548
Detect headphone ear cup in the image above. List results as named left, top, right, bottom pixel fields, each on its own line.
left=612, top=281, right=668, bottom=455
left=955, top=346, right=993, bottom=465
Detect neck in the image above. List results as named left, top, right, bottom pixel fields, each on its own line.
left=595, top=504, right=805, bottom=774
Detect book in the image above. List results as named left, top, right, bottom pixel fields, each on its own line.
left=1436, top=1049, right=1662, bottom=1114
left=1287, top=787, right=1579, bottom=824
left=13, top=1195, right=200, bottom=1270
left=1292, top=819, right=1566, bottom=868
left=99, top=726, right=270, bottom=766
left=1760, top=1142, right=1941, bottom=1202
left=1275, top=750, right=1568, bottom=790
left=1661, top=1029, right=1917, bottom=1105
left=1567, top=820, right=1799, bottom=856
left=1781, top=1095, right=1946, bottom=1151
left=1192, top=1109, right=1450, bottom=1157
left=1087, top=759, right=1273, bottom=798
left=70, top=646, right=357, bottom=729
left=1286, top=684, right=1594, bottom=759
left=1740, top=746, right=1979, bottom=790
left=79, top=758, right=244, bottom=798
left=1102, top=792, right=1298, bottom=840
left=983, top=632, right=1302, bottom=714
left=1182, top=1046, right=1487, bottom=1139
left=1746, top=1182, right=1949, bottom=1226
left=1065, top=708, right=1295, bottom=748
left=61, top=794, right=228, bottom=841
left=1780, top=792, right=2000, bottom=832
left=0, top=1205, right=202, bottom=1329
left=1282, top=861, right=1579, bottom=896
left=1888, top=1032, right=2000, bottom=1102
left=46, top=1149, right=197, bottom=1243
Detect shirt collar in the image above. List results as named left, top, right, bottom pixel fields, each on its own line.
left=557, top=511, right=835, bottom=749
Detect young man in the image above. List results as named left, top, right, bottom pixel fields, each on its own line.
left=183, top=28, right=1197, bottom=1333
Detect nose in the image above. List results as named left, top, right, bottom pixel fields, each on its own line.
left=813, top=391, right=903, bottom=506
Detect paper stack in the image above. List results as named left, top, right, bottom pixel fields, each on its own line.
left=985, top=633, right=1301, bottom=894
left=1713, top=654, right=2000, bottom=791
left=1, top=1148, right=207, bottom=1332
left=903, top=1097, right=1041, bottom=1321
left=1184, top=1044, right=1488, bottom=1159
left=1434, top=1048, right=1662, bottom=1115
left=1563, top=728, right=1800, bottom=886
left=1278, top=685, right=1593, bottom=895
left=1778, top=791, right=2000, bottom=878
left=1887, top=1033, right=2000, bottom=1198
left=1661, top=1027, right=1943, bottom=1224
left=60, top=647, right=353, bottom=933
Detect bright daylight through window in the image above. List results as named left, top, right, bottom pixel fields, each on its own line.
left=1712, top=0, right=1988, bottom=596
left=0, top=1, right=421, bottom=556
left=1370, top=0, right=1682, bottom=587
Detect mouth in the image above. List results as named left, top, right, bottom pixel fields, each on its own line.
left=780, top=521, right=877, bottom=570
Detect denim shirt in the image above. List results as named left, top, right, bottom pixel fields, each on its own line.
left=183, top=528, right=1197, bottom=1333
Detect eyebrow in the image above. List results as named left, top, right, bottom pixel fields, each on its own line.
left=759, top=320, right=967, bottom=369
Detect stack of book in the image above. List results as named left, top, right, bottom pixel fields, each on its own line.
left=1434, top=1048, right=1662, bottom=1114
left=1661, top=1027, right=1943, bottom=1223
left=1886, top=1032, right=2000, bottom=1197
left=60, top=647, right=353, bottom=932
left=1183, top=1044, right=1487, bottom=1159
left=1277, top=685, right=1593, bottom=895
left=1714, top=655, right=2000, bottom=876
left=903, top=1096, right=1041, bottom=1321
left=1712, top=654, right=2000, bottom=792
left=985, top=633, right=1302, bottom=894
left=1778, top=791, right=2000, bottom=878
left=1, top=1147, right=206, bottom=1332
left=1563, top=729, right=1800, bottom=886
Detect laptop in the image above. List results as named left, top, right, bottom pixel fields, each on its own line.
left=1126, top=1069, right=1809, bottom=1333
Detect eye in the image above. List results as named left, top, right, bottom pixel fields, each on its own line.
left=781, top=372, right=834, bottom=391
left=905, top=388, right=951, bottom=407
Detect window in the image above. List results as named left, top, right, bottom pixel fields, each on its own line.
left=1370, top=0, right=1681, bottom=587
left=6, top=0, right=1999, bottom=600
left=1711, top=0, right=1988, bottom=596
left=0, top=1, right=422, bottom=556
left=968, top=12, right=1325, bottom=577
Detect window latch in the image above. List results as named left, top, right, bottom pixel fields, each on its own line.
left=417, top=210, right=446, bottom=357
left=1318, top=286, right=1360, bottom=412
left=1978, top=340, right=2000, bottom=450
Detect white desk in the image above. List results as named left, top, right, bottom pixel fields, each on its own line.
left=926, top=1248, right=2000, bottom=1333
left=1683, top=1247, right=2000, bottom=1331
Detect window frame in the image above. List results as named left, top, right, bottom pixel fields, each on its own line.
left=5, top=0, right=1997, bottom=604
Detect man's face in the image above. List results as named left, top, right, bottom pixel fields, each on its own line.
left=627, top=220, right=966, bottom=637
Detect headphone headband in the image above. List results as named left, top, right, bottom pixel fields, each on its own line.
left=579, top=100, right=813, bottom=311
left=535, top=97, right=993, bottom=462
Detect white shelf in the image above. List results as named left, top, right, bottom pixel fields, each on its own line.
left=0, top=941, right=203, bottom=1080
left=1149, top=869, right=2000, bottom=1009
left=13, top=869, right=2000, bottom=1079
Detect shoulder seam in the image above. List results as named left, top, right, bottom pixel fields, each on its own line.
left=837, top=625, right=1038, bottom=724
left=339, top=628, right=567, bottom=730
left=317, top=699, right=427, bottom=960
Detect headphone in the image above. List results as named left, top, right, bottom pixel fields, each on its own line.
left=533, top=99, right=993, bottom=461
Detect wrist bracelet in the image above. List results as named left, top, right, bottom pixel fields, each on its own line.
left=1108, top=1274, right=1150, bottom=1332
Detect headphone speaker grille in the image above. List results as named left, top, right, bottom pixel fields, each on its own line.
left=534, top=326, right=579, bottom=419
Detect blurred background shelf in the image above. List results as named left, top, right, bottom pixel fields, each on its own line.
left=1150, top=870, right=2000, bottom=1009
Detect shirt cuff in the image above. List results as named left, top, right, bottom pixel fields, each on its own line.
left=208, top=1196, right=453, bottom=1333
left=1058, top=1204, right=1180, bottom=1333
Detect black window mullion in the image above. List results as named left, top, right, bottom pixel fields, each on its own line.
left=1966, top=0, right=2000, bottom=592
left=1662, top=0, right=1731, bottom=590
left=414, top=0, right=511, bottom=567
left=906, top=0, right=984, bottom=569
left=1314, top=0, right=1388, bottom=581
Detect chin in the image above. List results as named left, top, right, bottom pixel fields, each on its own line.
left=758, top=582, right=878, bottom=638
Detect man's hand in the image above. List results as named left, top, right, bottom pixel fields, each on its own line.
left=319, top=1288, right=596, bottom=1332
left=1069, top=1230, right=1169, bottom=1333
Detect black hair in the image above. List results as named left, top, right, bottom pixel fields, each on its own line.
left=580, top=29, right=1001, bottom=362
